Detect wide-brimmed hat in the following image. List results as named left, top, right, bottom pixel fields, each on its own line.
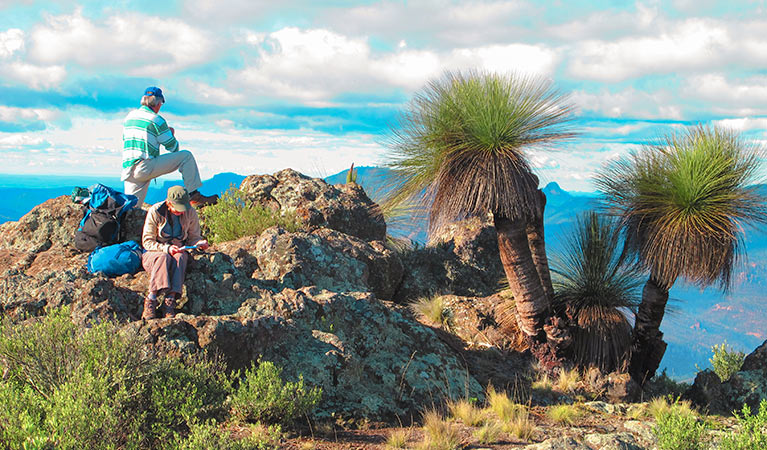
left=167, top=186, right=190, bottom=212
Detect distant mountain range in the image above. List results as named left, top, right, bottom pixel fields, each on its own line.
left=3, top=167, right=766, bottom=380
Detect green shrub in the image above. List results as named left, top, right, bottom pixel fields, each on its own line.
left=710, top=341, right=745, bottom=382
left=0, top=307, right=233, bottom=449
left=172, top=420, right=280, bottom=450
left=147, top=354, right=233, bottom=442
left=199, top=186, right=302, bottom=243
left=230, top=360, right=322, bottom=425
left=0, top=381, right=51, bottom=449
left=652, top=402, right=708, bottom=450
left=719, top=400, right=767, bottom=450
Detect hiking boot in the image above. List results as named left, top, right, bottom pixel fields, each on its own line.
left=142, top=296, right=157, bottom=320
left=162, top=294, right=177, bottom=318
left=189, top=190, right=218, bottom=207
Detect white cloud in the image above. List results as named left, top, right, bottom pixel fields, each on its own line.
left=682, top=74, right=767, bottom=116
left=546, top=3, right=660, bottom=41
left=182, top=0, right=281, bottom=25
left=0, top=106, right=60, bottom=123
left=571, top=88, right=682, bottom=120
left=685, top=74, right=767, bottom=104
left=711, top=117, right=767, bottom=132
left=446, top=44, right=558, bottom=76
left=569, top=19, right=729, bottom=82
left=0, top=134, right=48, bottom=148
left=2, top=62, right=66, bottom=90
left=185, top=81, right=246, bottom=106
left=228, top=27, right=558, bottom=102
left=568, top=15, right=767, bottom=82
left=27, top=9, right=215, bottom=76
left=0, top=28, right=24, bottom=58
left=321, top=0, right=532, bottom=47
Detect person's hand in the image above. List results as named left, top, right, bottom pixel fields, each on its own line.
left=195, top=240, right=209, bottom=250
left=169, top=126, right=175, bottom=136
left=169, top=245, right=186, bottom=255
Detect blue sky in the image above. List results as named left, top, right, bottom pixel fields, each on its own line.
left=1, top=0, right=767, bottom=191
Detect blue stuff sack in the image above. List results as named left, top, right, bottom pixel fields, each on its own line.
left=87, top=241, right=144, bottom=277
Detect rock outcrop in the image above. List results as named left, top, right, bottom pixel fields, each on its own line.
left=0, top=172, right=490, bottom=420
left=240, top=169, right=386, bottom=242
left=394, top=215, right=505, bottom=303
left=687, top=338, right=767, bottom=414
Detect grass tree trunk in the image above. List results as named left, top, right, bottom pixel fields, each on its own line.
left=629, top=276, right=671, bottom=385
left=494, top=214, right=567, bottom=368
left=526, top=189, right=555, bottom=300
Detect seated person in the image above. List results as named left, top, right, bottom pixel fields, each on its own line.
left=141, top=186, right=209, bottom=319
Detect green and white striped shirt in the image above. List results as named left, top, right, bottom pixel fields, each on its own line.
left=121, top=105, right=179, bottom=180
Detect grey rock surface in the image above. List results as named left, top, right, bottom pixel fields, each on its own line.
left=240, top=169, right=386, bottom=242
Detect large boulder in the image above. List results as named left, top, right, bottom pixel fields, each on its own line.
left=240, top=169, right=386, bottom=241
left=394, top=215, right=505, bottom=302
left=687, top=338, right=767, bottom=414
left=254, top=226, right=403, bottom=300
left=127, top=287, right=483, bottom=420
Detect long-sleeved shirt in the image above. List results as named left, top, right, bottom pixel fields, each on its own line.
left=121, top=105, right=179, bottom=180
left=142, top=201, right=203, bottom=253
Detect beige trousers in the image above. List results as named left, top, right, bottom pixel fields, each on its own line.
left=124, top=151, right=203, bottom=206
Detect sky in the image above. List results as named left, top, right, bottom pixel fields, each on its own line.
left=1, top=0, right=767, bottom=191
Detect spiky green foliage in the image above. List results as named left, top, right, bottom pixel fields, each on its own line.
left=551, top=211, right=643, bottom=371
left=595, top=125, right=767, bottom=290
left=385, top=70, right=575, bottom=233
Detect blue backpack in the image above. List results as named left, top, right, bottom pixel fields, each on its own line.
left=74, top=184, right=138, bottom=252
left=87, top=241, right=144, bottom=277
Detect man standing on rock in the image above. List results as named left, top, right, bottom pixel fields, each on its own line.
left=121, top=86, right=218, bottom=208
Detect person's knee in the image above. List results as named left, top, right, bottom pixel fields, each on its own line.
left=179, top=150, right=195, bottom=162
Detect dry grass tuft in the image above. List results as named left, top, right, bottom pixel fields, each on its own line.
left=486, top=387, right=525, bottom=421
left=448, top=399, right=486, bottom=427
left=473, top=421, right=503, bottom=445
left=502, top=406, right=536, bottom=441
left=386, top=428, right=412, bottom=449
left=532, top=374, right=554, bottom=393
left=547, top=404, right=582, bottom=425
left=418, top=409, right=463, bottom=450
left=299, top=440, right=317, bottom=450
left=554, top=368, right=581, bottom=393
left=411, top=296, right=453, bottom=328
left=648, top=397, right=697, bottom=421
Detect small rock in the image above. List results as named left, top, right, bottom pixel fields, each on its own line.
left=584, top=432, right=644, bottom=450
left=524, top=437, right=591, bottom=449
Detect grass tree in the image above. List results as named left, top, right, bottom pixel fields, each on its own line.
left=550, top=211, right=643, bottom=373
left=595, top=125, right=767, bottom=384
left=384, top=70, right=576, bottom=364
